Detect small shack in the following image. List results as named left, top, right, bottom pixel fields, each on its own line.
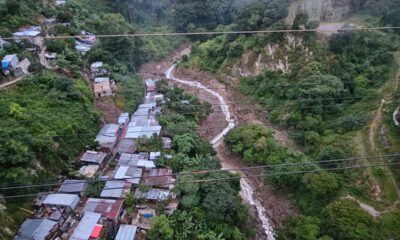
left=117, top=139, right=136, bottom=154
left=1, top=54, right=19, bottom=70
left=132, top=209, right=156, bottom=230
left=15, top=219, right=58, bottom=240
left=70, top=212, right=102, bottom=240
left=118, top=112, right=130, bottom=126
left=82, top=198, right=124, bottom=222
left=162, top=137, right=172, bottom=149
left=145, top=79, right=156, bottom=92
left=135, top=188, right=170, bottom=202
left=59, top=179, right=87, bottom=196
left=142, top=168, right=173, bottom=188
left=100, top=180, right=131, bottom=199
left=14, top=58, right=30, bottom=77
left=80, top=150, right=107, bottom=168
left=42, top=193, right=80, bottom=212
left=115, top=225, right=137, bottom=240
left=113, top=165, right=143, bottom=185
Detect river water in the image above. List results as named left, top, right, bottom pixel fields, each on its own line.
left=166, top=64, right=275, bottom=240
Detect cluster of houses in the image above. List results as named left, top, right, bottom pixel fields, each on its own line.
left=14, top=78, right=178, bottom=240
left=90, top=61, right=116, bottom=98
left=75, top=31, right=96, bottom=53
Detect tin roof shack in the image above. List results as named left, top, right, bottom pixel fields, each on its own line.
left=45, top=52, right=57, bottom=67
left=59, top=180, right=88, bottom=196
left=14, top=58, right=30, bottom=77
left=94, top=78, right=115, bottom=98
left=95, top=124, right=120, bottom=152
left=79, top=165, right=100, bottom=178
left=149, top=152, right=161, bottom=161
left=145, top=79, right=156, bottom=92
left=132, top=209, right=156, bottom=230
left=55, top=0, right=66, bottom=6
left=1, top=54, right=19, bottom=70
left=80, top=150, right=108, bottom=168
left=118, top=112, right=130, bottom=126
left=81, top=198, right=124, bottom=222
left=113, top=165, right=143, bottom=185
left=135, top=188, right=171, bottom=202
left=42, top=193, right=80, bottom=212
left=115, top=224, right=137, bottom=240
left=118, top=153, right=155, bottom=169
left=34, top=206, right=70, bottom=225
left=13, top=26, right=43, bottom=47
left=117, top=139, right=136, bottom=154
left=142, top=168, right=174, bottom=189
left=15, top=218, right=58, bottom=240
left=124, top=126, right=162, bottom=139
left=90, top=61, right=108, bottom=77
left=70, top=212, right=102, bottom=240
left=162, top=137, right=172, bottom=149
left=100, top=180, right=132, bottom=199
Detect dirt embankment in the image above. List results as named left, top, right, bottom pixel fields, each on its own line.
left=140, top=45, right=297, bottom=229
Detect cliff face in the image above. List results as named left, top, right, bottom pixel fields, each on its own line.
left=285, top=0, right=362, bottom=24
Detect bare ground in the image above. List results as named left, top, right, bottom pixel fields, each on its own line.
left=94, top=96, right=121, bottom=124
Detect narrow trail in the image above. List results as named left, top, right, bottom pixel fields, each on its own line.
left=166, top=64, right=275, bottom=240
left=0, top=75, right=25, bottom=90
left=364, top=51, right=400, bottom=207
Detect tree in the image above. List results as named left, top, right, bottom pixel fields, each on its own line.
left=323, top=199, right=381, bottom=240
left=148, top=215, right=174, bottom=240
left=280, top=215, right=321, bottom=240
left=303, top=172, right=340, bottom=199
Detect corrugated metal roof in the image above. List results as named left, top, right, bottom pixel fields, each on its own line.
left=59, top=180, right=87, bottom=193
left=98, top=124, right=119, bottom=137
left=124, top=126, right=161, bottom=139
left=143, top=168, right=172, bottom=186
left=114, top=166, right=142, bottom=185
left=70, top=212, right=101, bottom=240
left=117, top=139, right=136, bottom=154
left=115, top=224, right=137, bottom=240
left=16, top=218, right=57, bottom=240
left=100, top=181, right=131, bottom=199
left=90, top=61, right=103, bottom=69
left=80, top=151, right=107, bottom=164
left=118, top=153, right=140, bottom=166
left=42, top=193, right=80, bottom=210
left=83, top=198, right=123, bottom=221
left=137, top=160, right=156, bottom=169
left=79, top=165, right=99, bottom=178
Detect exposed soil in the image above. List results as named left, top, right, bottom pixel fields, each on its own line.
left=140, top=45, right=298, bottom=232
left=94, top=96, right=121, bottom=124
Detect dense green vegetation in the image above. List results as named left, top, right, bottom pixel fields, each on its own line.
left=148, top=82, right=254, bottom=239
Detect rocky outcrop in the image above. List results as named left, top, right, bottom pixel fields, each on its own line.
left=285, top=0, right=363, bottom=24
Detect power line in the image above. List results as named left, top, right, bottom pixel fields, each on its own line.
left=2, top=26, right=400, bottom=41
left=1, top=160, right=400, bottom=199
left=1, top=153, right=399, bottom=190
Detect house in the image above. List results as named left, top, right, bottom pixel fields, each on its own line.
left=13, top=26, right=42, bottom=47
left=135, top=188, right=170, bottom=202
left=94, top=79, right=114, bottom=98
left=115, top=225, right=137, bottom=240
left=162, top=137, right=172, bottom=149
left=124, top=125, right=162, bottom=139
left=94, top=77, right=110, bottom=83
left=41, top=193, right=80, bottom=212
left=80, top=150, right=107, bottom=167
left=100, top=180, right=131, bottom=199
left=77, top=31, right=96, bottom=44
left=118, top=153, right=155, bottom=169
left=59, top=179, right=87, bottom=196
left=15, top=218, right=58, bottom=240
left=34, top=205, right=71, bottom=226
left=142, top=168, right=174, bottom=188
left=117, top=139, right=136, bottom=154
left=45, top=52, right=57, bottom=60
left=95, top=124, right=120, bottom=152
left=113, top=165, right=143, bottom=185
left=118, top=112, right=130, bottom=126
left=79, top=165, right=100, bottom=178
left=90, top=61, right=108, bottom=77
left=165, top=201, right=179, bottom=215
left=132, top=208, right=156, bottom=230
left=1, top=54, right=19, bottom=70
left=81, top=198, right=124, bottom=222
left=70, top=212, right=102, bottom=240
left=75, top=41, right=92, bottom=53
left=14, top=58, right=30, bottom=77
left=149, top=152, right=161, bottom=161
left=145, top=79, right=156, bottom=92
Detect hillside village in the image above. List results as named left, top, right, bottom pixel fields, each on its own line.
left=13, top=66, right=177, bottom=239
left=0, top=1, right=178, bottom=239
